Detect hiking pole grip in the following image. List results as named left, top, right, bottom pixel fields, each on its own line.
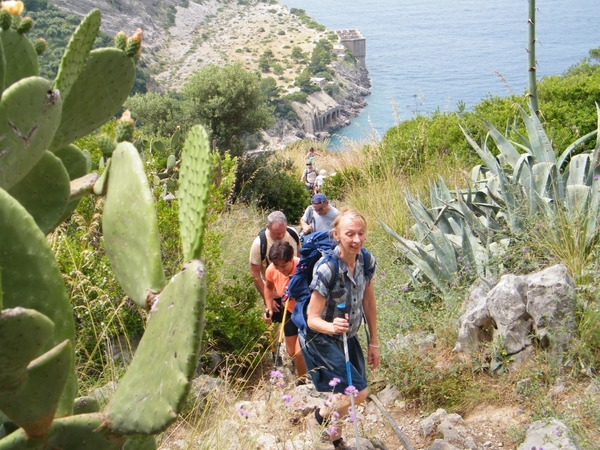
left=337, top=304, right=360, bottom=449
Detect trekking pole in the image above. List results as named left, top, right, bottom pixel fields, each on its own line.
left=273, top=297, right=289, bottom=369
left=267, top=299, right=289, bottom=401
left=337, top=304, right=360, bottom=450
left=266, top=309, right=276, bottom=362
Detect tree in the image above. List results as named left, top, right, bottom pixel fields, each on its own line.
left=291, top=46, right=305, bottom=62
left=258, top=54, right=270, bottom=72
left=182, top=63, right=275, bottom=156
left=260, top=76, right=279, bottom=104
left=125, top=91, right=189, bottom=137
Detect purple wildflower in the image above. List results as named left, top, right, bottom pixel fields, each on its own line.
left=344, top=385, right=359, bottom=397
left=270, top=369, right=284, bottom=385
left=238, top=407, right=249, bottom=419
left=326, top=426, right=338, bottom=436
left=329, top=377, right=341, bottom=387
left=346, top=407, right=357, bottom=423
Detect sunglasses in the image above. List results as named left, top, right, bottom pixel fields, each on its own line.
left=313, top=203, right=326, bottom=213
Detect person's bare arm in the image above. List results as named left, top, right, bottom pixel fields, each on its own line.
left=300, top=218, right=312, bottom=234
left=250, top=263, right=265, bottom=301
left=307, top=290, right=348, bottom=336
left=362, top=280, right=380, bottom=369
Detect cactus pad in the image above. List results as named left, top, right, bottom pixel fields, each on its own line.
left=0, top=28, right=38, bottom=89
left=0, top=189, right=76, bottom=417
left=0, top=413, right=126, bottom=449
left=178, top=125, right=212, bottom=260
left=7, top=151, right=70, bottom=234
left=52, top=144, right=90, bottom=227
left=102, top=142, right=165, bottom=308
left=54, top=9, right=101, bottom=102
left=72, top=397, right=99, bottom=415
left=107, top=260, right=206, bottom=434
left=0, top=77, right=62, bottom=190
left=50, top=48, right=136, bottom=151
left=0, top=307, right=54, bottom=390
left=0, top=340, right=72, bottom=439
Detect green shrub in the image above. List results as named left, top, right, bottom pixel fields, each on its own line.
left=321, top=167, right=364, bottom=202
left=283, top=91, right=308, bottom=103
left=233, top=152, right=310, bottom=221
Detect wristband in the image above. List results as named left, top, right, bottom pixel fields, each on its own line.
left=369, top=344, right=379, bottom=348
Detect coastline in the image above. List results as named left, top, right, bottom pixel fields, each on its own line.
left=151, top=0, right=371, bottom=149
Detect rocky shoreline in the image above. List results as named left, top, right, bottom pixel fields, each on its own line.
left=49, top=0, right=371, bottom=148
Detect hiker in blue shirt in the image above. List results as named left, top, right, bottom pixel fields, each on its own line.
left=302, top=209, right=379, bottom=450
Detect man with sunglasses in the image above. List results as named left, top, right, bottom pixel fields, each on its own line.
left=300, top=193, right=339, bottom=238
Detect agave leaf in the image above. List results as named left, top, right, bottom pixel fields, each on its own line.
left=380, top=221, right=451, bottom=291
left=405, top=190, right=436, bottom=234
left=513, top=153, right=533, bottom=185
left=586, top=175, right=600, bottom=245
left=519, top=104, right=555, bottom=164
left=482, top=120, right=521, bottom=169
left=427, top=229, right=458, bottom=275
left=531, top=162, right=554, bottom=198
left=460, top=226, right=477, bottom=274
left=448, top=217, right=463, bottom=236
left=565, top=185, right=591, bottom=216
left=454, top=195, right=488, bottom=242
left=566, top=154, right=591, bottom=186
left=460, top=124, right=500, bottom=177
left=558, top=129, right=598, bottom=172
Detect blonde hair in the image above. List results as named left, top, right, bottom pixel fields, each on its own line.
left=331, top=208, right=367, bottom=239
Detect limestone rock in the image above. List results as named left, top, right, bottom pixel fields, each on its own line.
left=517, top=418, right=580, bottom=450
left=454, top=264, right=576, bottom=363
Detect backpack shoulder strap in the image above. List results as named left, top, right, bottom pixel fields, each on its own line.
left=361, top=248, right=374, bottom=278
left=318, top=252, right=340, bottom=292
left=258, top=228, right=267, bottom=264
left=287, top=226, right=300, bottom=246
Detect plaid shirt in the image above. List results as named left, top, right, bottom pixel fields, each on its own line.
left=309, top=247, right=376, bottom=339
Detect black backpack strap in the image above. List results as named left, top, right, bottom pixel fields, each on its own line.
left=287, top=226, right=300, bottom=246
left=260, top=226, right=300, bottom=265
left=258, top=228, right=267, bottom=264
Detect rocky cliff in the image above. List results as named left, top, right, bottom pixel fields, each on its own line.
left=47, top=0, right=371, bottom=146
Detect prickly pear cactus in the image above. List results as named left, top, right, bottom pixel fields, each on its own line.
left=0, top=4, right=210, bottom=448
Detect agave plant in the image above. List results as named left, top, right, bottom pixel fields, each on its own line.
left=383, top=101, right=600, bottom=290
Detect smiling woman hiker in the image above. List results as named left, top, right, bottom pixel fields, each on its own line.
left=301, top=209, right=379, bottom=450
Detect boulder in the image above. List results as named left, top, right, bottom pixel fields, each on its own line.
left=454, top=265, right=576, bottom=362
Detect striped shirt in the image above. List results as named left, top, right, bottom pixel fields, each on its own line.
left=309, top=247, right=376, bottom=339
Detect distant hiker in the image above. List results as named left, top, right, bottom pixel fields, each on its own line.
left=302, top=209, right=378, bottom=450
left=300, top=162, right=318, bottom=192
left=249, top=211, right=300, bottom=303
left=314, top=169, right=328, bottom=193
left=300, top=193, right=339, bottom=240
left=305, top=146, right=322, bottom=165
left=263, top=241, right=307, bottom=383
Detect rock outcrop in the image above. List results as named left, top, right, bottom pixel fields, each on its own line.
left=453, top=264, right=577, bottom=362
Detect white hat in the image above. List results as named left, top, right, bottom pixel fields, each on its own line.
left=319, top=169, right=327, bottom=176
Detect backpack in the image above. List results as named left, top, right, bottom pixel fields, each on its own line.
left=258, top=226, right=300, bottom=266
left=288, top=230, right=373, bottom=336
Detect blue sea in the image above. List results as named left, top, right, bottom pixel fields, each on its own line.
left=280, top=0, right=600, bottom=149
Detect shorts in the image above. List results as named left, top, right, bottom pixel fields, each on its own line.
left=299, top=330, right=367, bottom=394
left=270, top=297, right=299, bottom=337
